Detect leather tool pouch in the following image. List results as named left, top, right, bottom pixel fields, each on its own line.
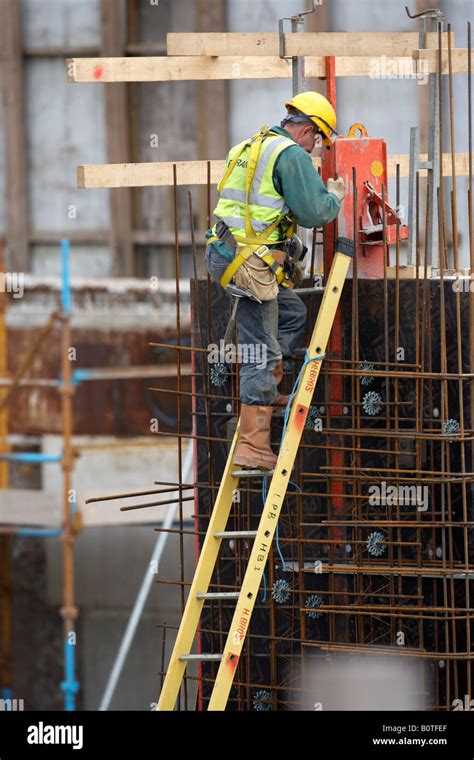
left=233, top=249, right=286, bottom=302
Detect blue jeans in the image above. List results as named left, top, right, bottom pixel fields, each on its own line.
left=205, top=244, right=307, bottom=405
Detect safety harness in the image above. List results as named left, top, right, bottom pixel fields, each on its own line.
left=208, top=126, right=296, bottom=290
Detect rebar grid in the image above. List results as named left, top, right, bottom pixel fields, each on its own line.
left=147, top=20, right=474, bottom=711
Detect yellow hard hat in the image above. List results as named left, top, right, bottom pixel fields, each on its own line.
left=284, top=91, right=338, bottom=146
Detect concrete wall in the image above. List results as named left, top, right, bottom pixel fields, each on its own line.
left=22, top=0, right=109, bottom=274
left=1, top=0, right=200, bottom=278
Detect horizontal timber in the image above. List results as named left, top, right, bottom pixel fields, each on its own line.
left=78, top=153, right=470, bottom=189
left=166, top=31, right=454, bottom=57
left=67, top=50, right=469, bottom=83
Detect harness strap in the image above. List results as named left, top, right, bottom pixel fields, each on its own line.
left=212, top=127, right=296, bottom=292
left=217, top=140, right=250, bottom=194
left=218, top=126, right=280, bottom=197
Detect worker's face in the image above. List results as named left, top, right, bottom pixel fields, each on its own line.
left=295, top=124, right=322, bottom=154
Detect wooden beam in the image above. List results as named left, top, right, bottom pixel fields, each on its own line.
left=100, top=0, right=134, bottom=275
left=386, top=265, right=432, bottom=279
left=68, top=55, right=294, bottom=82
left=305, top=51, right=470, bottom=77
left=67, top=50, right=470, bottom=83
left=166, top=31, right=454, bottom=57
left=415, top=48, right=470, bottom=74
left=0, top=1, right=29, bottom=271
left=78, top=152, right=471, bottom=189
left=78, top=160, right=226, bottom=188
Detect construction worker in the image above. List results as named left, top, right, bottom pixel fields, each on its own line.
left=205, top=91, right=346, bottom=470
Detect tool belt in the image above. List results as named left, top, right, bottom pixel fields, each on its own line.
left=210, top=221, right=292, bottom=301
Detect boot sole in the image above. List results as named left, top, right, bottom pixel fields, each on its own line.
left=232, top=468, right=275, bottom=478
left=232, top=460, right=277, bottom=469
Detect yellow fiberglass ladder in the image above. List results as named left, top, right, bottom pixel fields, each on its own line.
left=156, top=236, right=354, bottom=711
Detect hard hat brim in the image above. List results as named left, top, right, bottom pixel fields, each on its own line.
left=284, top=99, right=337, bottom=145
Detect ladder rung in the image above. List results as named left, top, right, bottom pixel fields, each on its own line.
left=232, top=468, right=274, bottom=478
left=292, top=286, right=325, bottom=294
left=214, top=530, right=257, bottom=538
left=196, top=592, right=240, bottom=600
left=179, top=654, right=223, bottom=662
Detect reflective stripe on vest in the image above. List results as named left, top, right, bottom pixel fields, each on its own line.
left=212, top=134, right=294, bottom=244
left=219, top=187, right=287, bottom=211
left=214, top=217, right=272, bottom=233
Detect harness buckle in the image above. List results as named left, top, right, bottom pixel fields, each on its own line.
left=253, top=245, right=269, bottom=259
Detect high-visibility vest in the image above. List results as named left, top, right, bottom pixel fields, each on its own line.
left=212, top=129, right=296, bottom=246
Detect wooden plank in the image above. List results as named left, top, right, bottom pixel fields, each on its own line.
left=166, top=31, right=454, bottom=57
left=306, top=50, right=470, bottom=77
left=392, top=152, right=470, bottom=178
left=101, top=0, right=134, bottom=275
left=415, top=48, right=469, bottom=74
left=78, top=152, right=470, bottom=189
left=0, top=1, right=29, bottom=271
left=78, top=160, right=226, bottom=188
left=67, top=50, right=469, bottom=84
left=68, top=55, right=294, bottom=82
left=386, top=266, right=432, bottom=279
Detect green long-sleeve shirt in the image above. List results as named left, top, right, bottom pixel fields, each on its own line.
left=206, top=125, right=340, bottom=261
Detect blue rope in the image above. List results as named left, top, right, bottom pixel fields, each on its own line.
left=288, top=480, right=303, bottom=493
left=261, top=570, right=267, bottom=602
left=275, top=522, right=287, bottom=572
left=260, top=352, right=325, bottom=581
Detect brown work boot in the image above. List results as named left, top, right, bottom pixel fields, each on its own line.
left=272, top=359, right=291, bottom=407
left=233, top=405, right=277, bottom=469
